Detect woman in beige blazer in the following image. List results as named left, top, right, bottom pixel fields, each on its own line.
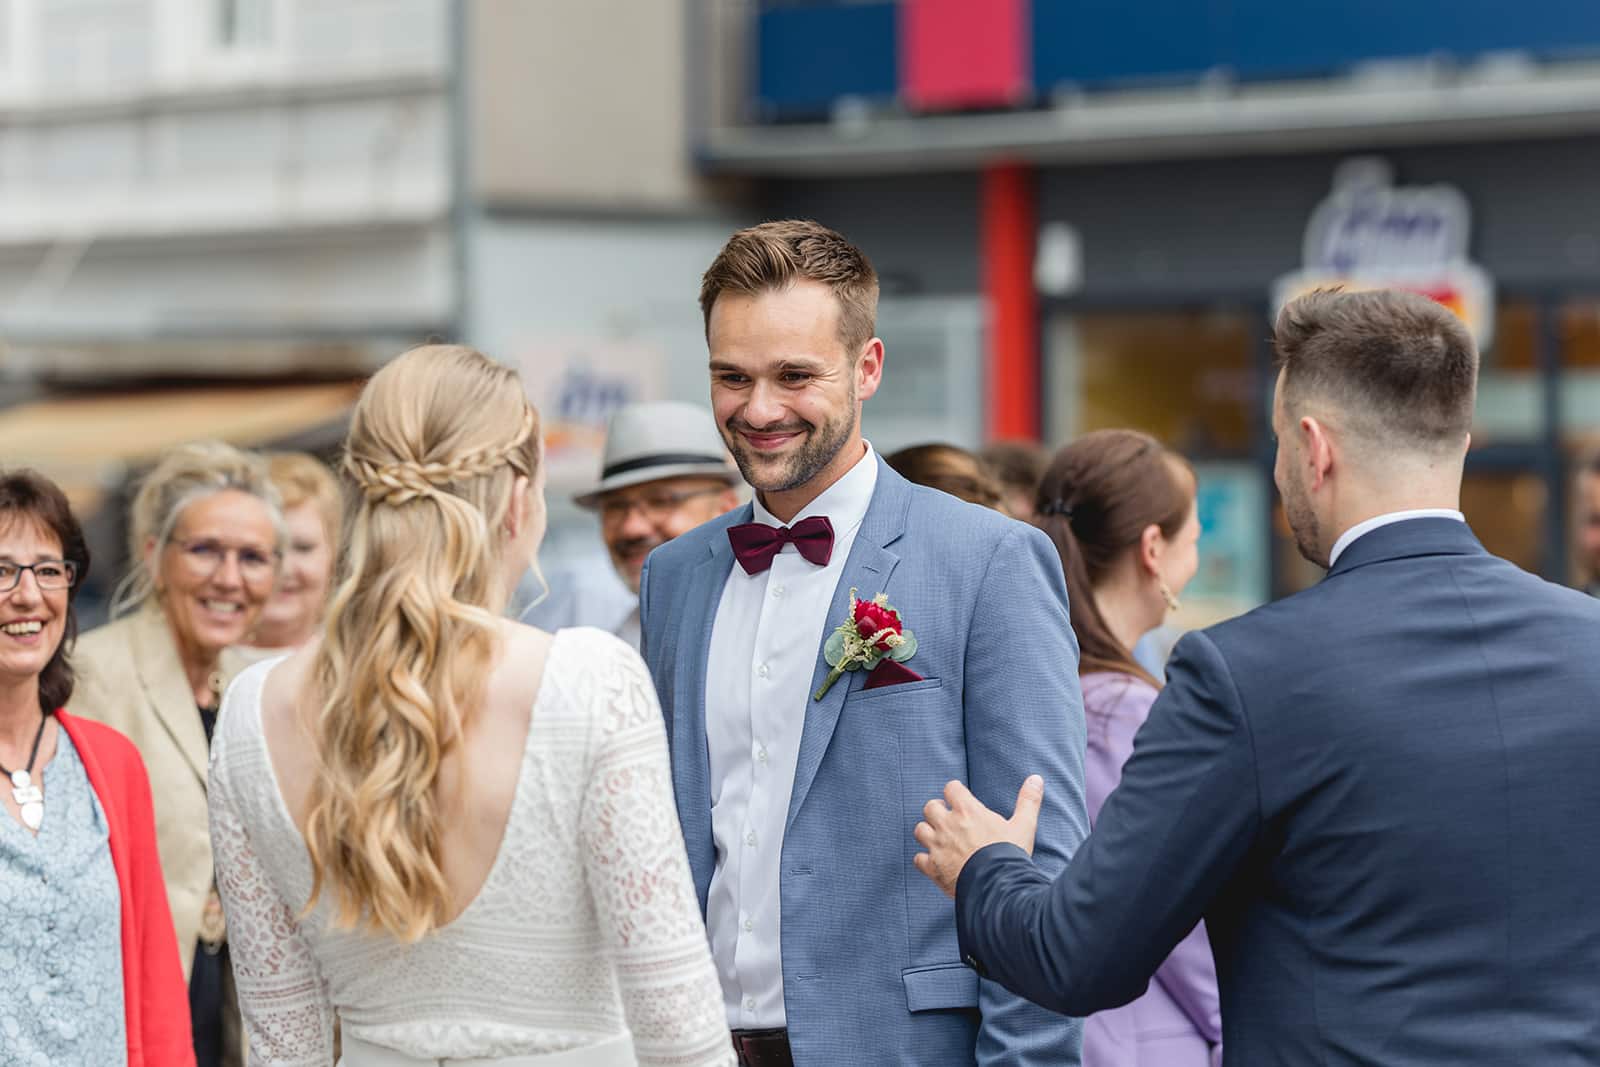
left=71, top=441, right=283, bottom=1067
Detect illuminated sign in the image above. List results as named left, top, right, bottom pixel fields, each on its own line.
left=1273, top=159, right=1494, bottom=345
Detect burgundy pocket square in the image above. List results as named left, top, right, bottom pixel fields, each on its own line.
left=863, top=658, right=924, bottom=690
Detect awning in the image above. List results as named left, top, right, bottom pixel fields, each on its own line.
left=0, top=380, right=363, bottom=513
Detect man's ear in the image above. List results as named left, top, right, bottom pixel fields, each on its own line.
left=856, top=337, right=885, bottom=403
left=1303, top=416, right=1336, bottom=492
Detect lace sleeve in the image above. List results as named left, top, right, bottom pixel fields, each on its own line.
left=209, top=715, right=335, bottom=1066
left=578, top=641, right=734, bottom=1067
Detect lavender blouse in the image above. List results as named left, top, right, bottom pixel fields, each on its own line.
left=1081, top=671, right=1222, bottom=1067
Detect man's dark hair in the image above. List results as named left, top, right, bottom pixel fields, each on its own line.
left=1275, top=288, right=1478, bottom=454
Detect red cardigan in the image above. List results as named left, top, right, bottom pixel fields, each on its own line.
left=58, top=709, right=196, bottom=1067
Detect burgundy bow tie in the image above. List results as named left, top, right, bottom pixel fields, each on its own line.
left=728, top=516, right=835, bottom=575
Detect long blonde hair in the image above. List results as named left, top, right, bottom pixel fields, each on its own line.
left=303, top=344, right=539, bottom=941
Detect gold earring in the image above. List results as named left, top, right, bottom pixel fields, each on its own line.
left=1159, top=582, right=1180, bottom=613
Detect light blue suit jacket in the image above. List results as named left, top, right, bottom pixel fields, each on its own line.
left=640, top=458, right=1087, bottom=1066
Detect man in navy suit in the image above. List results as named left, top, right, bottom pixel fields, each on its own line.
left=915, top=288, right=1600, bottom=1064
left=640, top=220, right=1086, bottom=1066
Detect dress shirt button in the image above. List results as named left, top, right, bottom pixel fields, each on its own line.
left=772, top=585, right=785, bottom=597
left=756, top=747, right=768, bottom=764
left=745, top=831, right=758, bottom=847
left=744, top=917, right=754, bottom=932
left=757, top=663, right=770, bottom=678
left=744, top=996, right=756, bottom=1013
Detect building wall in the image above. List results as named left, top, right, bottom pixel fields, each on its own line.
left=471, top=0, right=714, bottom=211
left=757, top=134, right=1600, bottom=302
left=0, top=0, right=453, bottom=375
left=1039, top=135, right=1600, bottom=299
left=759, top=172, right=983, bottom=295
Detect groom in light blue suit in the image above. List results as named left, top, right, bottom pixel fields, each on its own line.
left=639, top=220, right=1087, bottom=1066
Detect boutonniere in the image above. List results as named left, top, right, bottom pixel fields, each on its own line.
left=813, top=589, right=919, bottom=700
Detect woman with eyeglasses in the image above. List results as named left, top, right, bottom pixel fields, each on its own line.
left=0, top=469, right=195, bottom=1067
left=71, top=440, right=284, bottom=1067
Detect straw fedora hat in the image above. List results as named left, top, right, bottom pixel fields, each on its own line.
left=573, top=401, right=739, bottom=508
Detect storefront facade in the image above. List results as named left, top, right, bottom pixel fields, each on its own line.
left=754, top=132, right=1600, bottom=619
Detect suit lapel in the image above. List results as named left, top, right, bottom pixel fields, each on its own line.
left=129, top=606, right=211, bottom=788
left=785, top=462, right=909, bottom=832
left=677, top=507, right=745, bottom=904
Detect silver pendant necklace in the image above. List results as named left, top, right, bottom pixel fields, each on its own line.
left=0, top=712, right=49, bottom=831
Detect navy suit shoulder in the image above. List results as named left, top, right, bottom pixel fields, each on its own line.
left=958, top=518, right=1600, bottom=1064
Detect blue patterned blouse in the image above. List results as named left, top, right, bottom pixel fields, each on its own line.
left=0, top=726, right=126, bottom=1066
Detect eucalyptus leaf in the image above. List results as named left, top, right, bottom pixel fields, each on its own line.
left=889, top=630, right=918, bottom=662
left=823, top=629, right=848, bottom=667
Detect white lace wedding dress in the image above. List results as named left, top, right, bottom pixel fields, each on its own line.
left=208, top=628, right=734, bottom=1067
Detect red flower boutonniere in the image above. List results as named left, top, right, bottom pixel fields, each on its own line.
left=813, top=589, right=920, bottom=700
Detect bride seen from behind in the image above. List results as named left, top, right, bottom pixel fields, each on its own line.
left=208, top=345, right=733, bottom=1066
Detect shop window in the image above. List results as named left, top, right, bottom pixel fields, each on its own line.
left=1270, top=470, right=1548, bottom=599
left=1045, top=308, right=1256, bottom=456
left=1462, top=471, right=1546, bottom=576
left=1471, top=299, right=1541, bottom=448
left=1558, top=298, right=1600, bottom=591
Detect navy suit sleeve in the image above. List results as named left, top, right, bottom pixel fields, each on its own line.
left=956, top=629, right=1260, bottom=1017
left=962, top=523, right=1089, bottom=1065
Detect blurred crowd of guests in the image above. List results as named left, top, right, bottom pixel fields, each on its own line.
left=6, top=376, right=1600, bottom=1066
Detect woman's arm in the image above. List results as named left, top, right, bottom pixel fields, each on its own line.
left=209, top=725, right=334, bottom=1066
left=578, top=640, right=734, bottom=1067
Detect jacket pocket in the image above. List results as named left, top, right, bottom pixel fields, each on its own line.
left=902, top=962, right=980, bottom=1012
left=851, top=677, right=944, bottom=703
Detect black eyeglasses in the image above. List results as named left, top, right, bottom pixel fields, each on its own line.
left=0, top=560, right=77, bottom=593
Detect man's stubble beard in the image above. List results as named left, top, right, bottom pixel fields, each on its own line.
left=726, top=388, right=859, bottom=495
left=1282, top=465, right=1326, bottom=567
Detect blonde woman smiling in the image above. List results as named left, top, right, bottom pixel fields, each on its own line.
left=208, top=346, right=731, bottom=1066
left=72, top=440, right=284, bottom=1067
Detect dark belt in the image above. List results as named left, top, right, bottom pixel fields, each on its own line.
left=732, top=1028, right=793, bottom=1067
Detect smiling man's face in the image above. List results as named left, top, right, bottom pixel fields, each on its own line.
left=708, top=279, right=875, bottom=497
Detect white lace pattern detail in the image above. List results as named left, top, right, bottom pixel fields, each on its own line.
left=209, top=628, right=733, bottom=1066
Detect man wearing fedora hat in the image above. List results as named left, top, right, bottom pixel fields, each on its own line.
left=555, top=401, right=741, bottom=649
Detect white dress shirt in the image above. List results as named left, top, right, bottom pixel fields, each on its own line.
left=703, top=442, right=878, bottom=1030
left=614, top=604, right=642, bottom=652
left=1328, top=508, right=1466, bottom=568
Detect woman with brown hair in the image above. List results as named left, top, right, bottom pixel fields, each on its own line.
left=0, top=469, right=194, bottom=1067
left=1035, top=429, right=1220, bottom=1067
left=885, top=442, right=1006, bottom=511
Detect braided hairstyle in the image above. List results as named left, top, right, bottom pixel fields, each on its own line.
left=302, top=344, right=540, bottom=940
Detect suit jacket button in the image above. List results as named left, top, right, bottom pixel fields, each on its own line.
left=962, top=952, right=987, bottom=977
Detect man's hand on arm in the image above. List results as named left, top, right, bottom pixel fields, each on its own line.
left=914, top=775, right=1045, bottom=898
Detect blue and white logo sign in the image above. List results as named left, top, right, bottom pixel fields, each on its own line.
left=1274, top=158, right=1494, bottom=345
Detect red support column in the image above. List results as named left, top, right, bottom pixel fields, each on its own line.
left=982, top=161, right=1039, bottom=441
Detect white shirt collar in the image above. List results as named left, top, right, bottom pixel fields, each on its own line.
left=1328, top=508, right=1466, bottom=567
left=751, top=440, right=878, bottom=537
